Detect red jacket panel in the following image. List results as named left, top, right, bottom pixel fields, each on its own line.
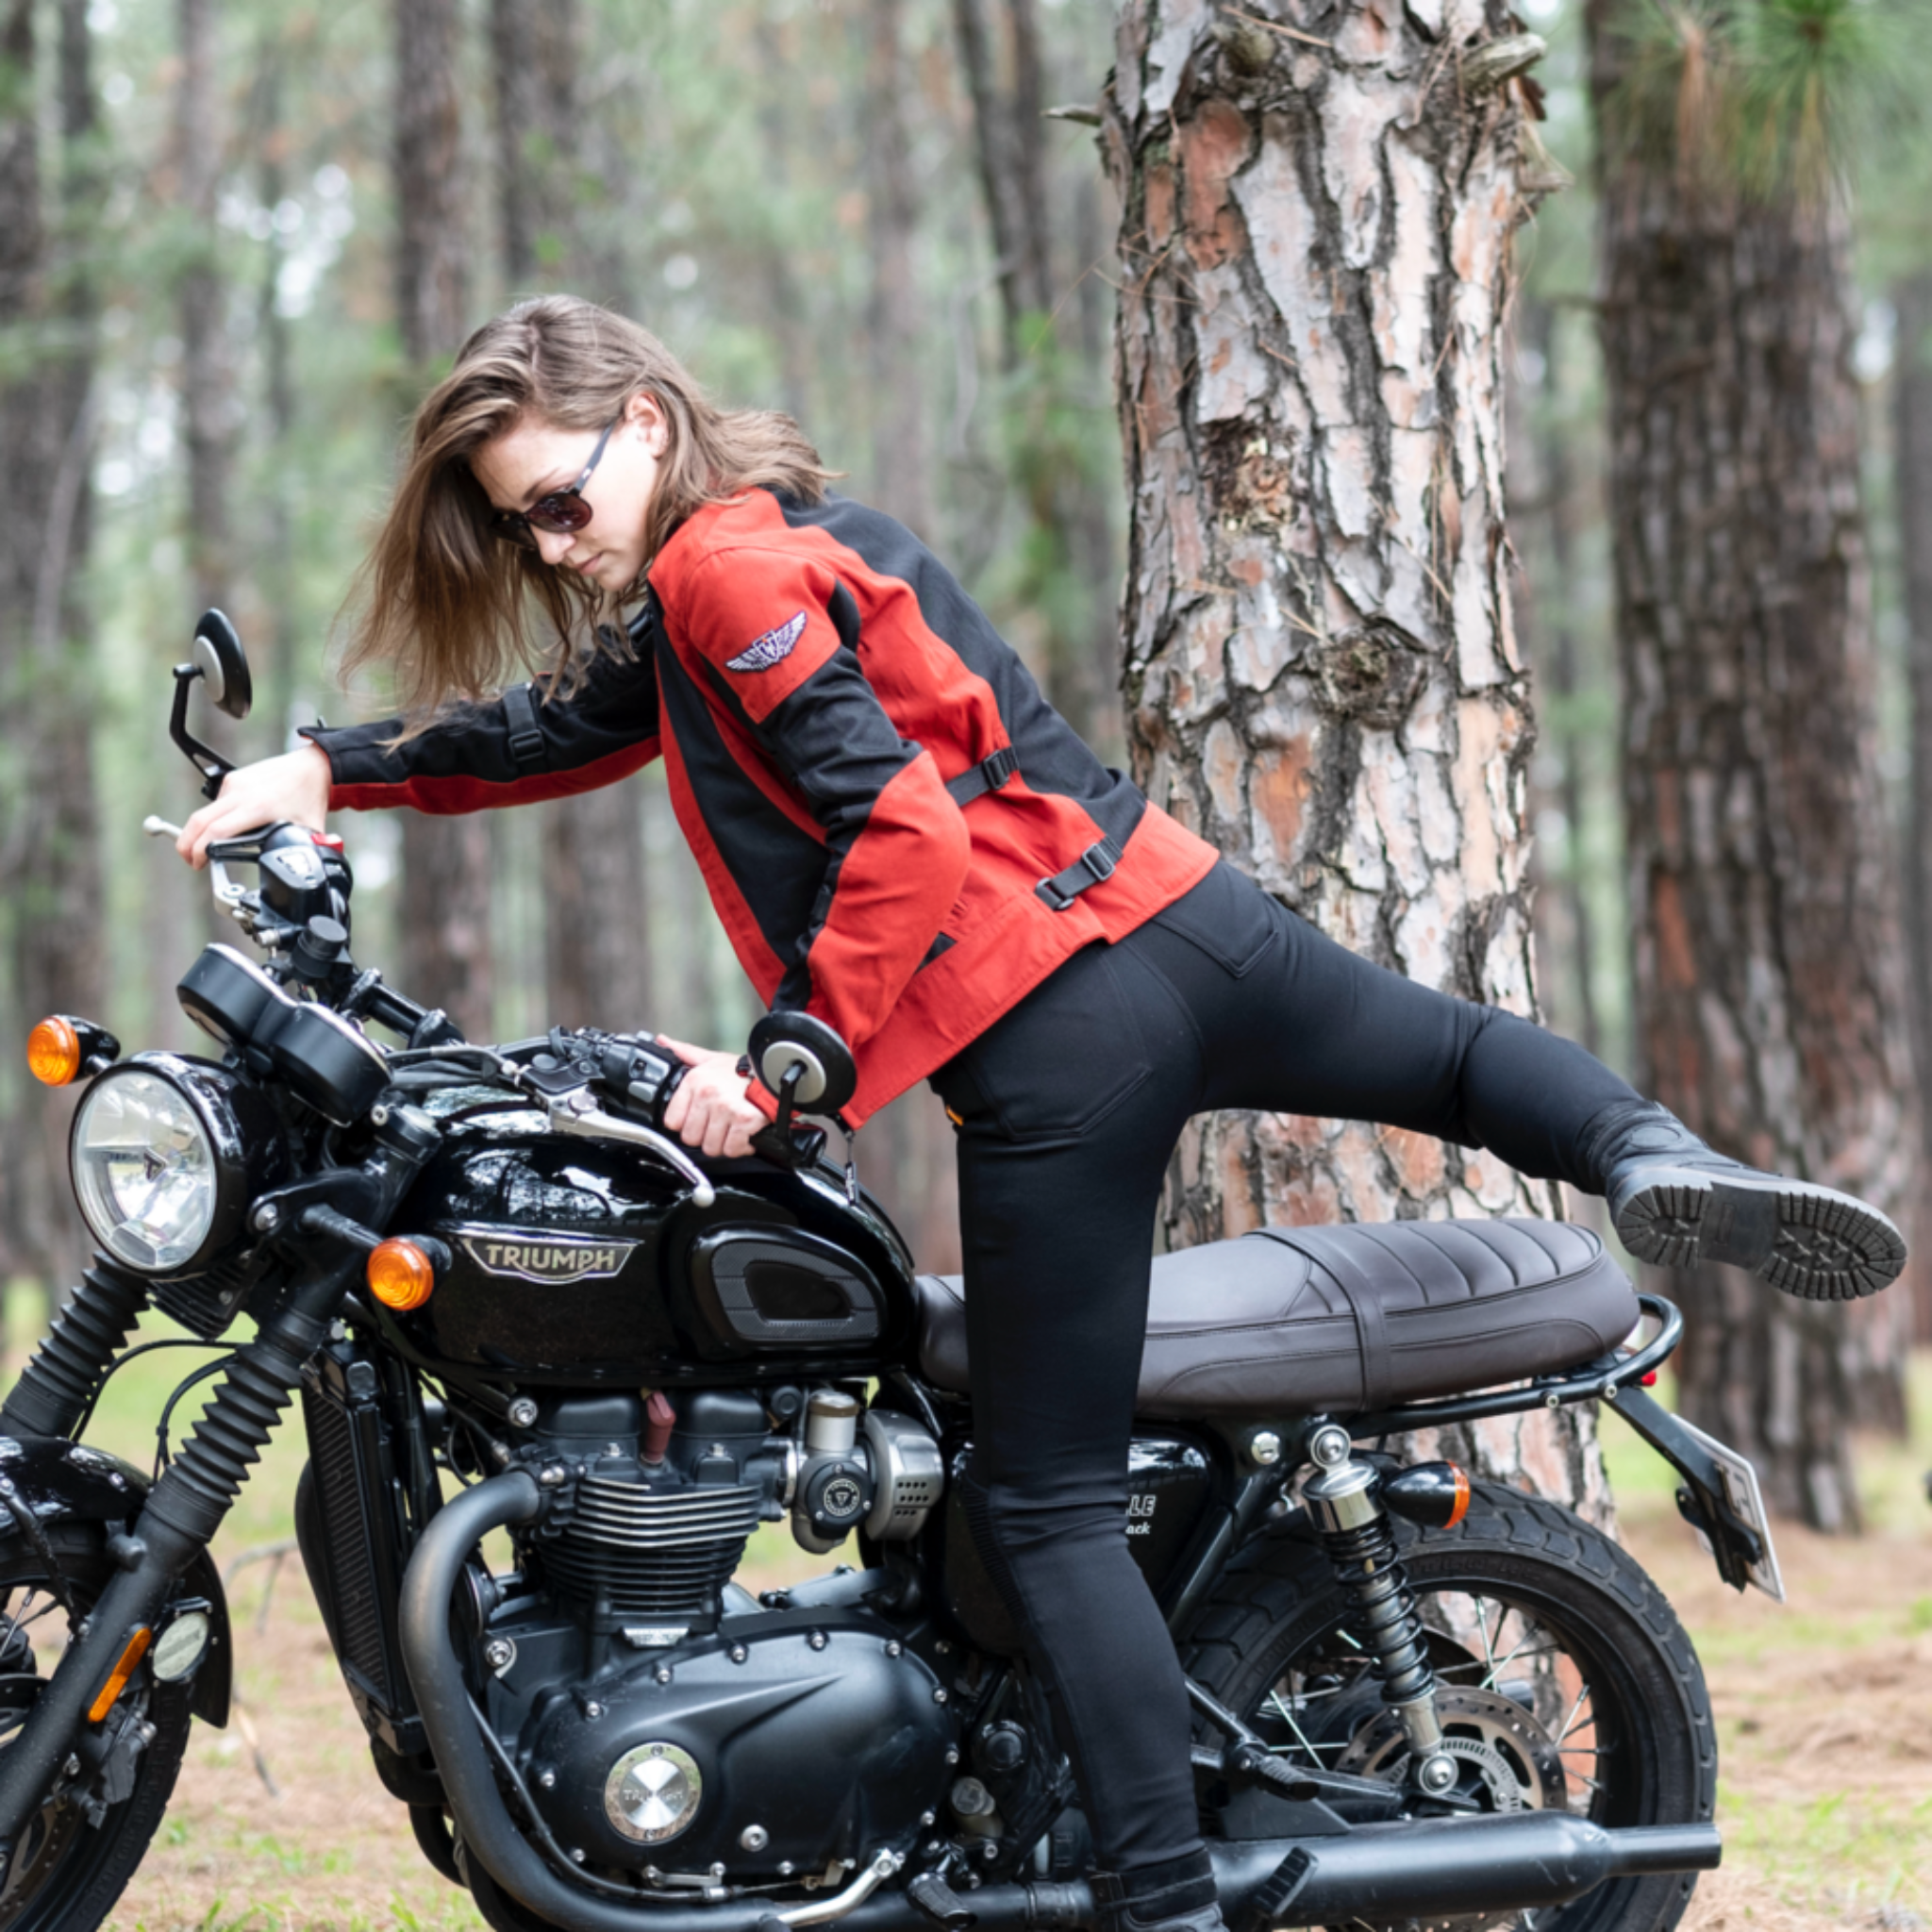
left=308, top=490, right=1217, bottom=1124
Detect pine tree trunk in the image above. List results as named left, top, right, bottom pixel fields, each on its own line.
left=489, top=0, right=652, bottom=1039
left=393, top=0, right=495, bottom=1044
left=954, top=0, right=1116, bottom=744
left=0, top=0, right=104, bottom=1297
left=1103, top=0, right=1610, bottom=1519
left=1509, top=296, right=1601, bottom=1061
left=860, top=0, right=932, bottom=540
left=1894, top=270, right=1932, bottom=1349
left=175, top=0, right=228, bottom=621
left=1586, top=6, right=1919, bottom=1525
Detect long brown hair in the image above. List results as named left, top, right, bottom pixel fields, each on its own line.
left=343, top=295, right=833, bottom=720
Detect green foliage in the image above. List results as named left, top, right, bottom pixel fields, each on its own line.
left=1604, top=0, right=1921, bottom=202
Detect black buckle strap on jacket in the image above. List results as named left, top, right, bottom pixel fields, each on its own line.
left=945, top=744, right=1020, bottom=808
left=1035, top=835, right=1123, bottom=912
left=502, top=682, right=546, bottom=772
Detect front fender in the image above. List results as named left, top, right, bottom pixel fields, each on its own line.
left=0, top=1432, right=232, bottom=1726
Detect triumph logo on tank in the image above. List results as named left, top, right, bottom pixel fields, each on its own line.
left=459, top=1234, right=639, bottom=1283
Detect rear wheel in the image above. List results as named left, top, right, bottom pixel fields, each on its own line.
left=0, top=1525, right=192, bottom=1931
left=1184, top=1482, right=1716, bottom=1932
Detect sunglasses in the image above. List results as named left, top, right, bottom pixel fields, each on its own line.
left=491, top=415, right=621, bottom=550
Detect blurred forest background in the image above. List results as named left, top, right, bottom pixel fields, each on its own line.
left=0, top=0, right=1929, bottom=1535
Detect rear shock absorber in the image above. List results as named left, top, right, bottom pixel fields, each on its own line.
left=0, top=1257, right=150, bottom=1440
left=1301, top=1422, right=1458, bottom=1799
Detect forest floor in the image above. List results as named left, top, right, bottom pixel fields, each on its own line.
left=6, top=1299, right=1921, bottom=1932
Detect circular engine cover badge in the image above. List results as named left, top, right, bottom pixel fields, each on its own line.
left=605, top=1741, right=702, bottom=1843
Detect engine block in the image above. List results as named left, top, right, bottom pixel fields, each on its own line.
left=520, top=1605, right=957, bottom=1879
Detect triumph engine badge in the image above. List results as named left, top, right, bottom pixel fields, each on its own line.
left=458, top=1232, right=639, bottom=1284
left=606, top=1741, right=702, bottom=1843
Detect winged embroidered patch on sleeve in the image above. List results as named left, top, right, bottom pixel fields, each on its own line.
left=725, top=610, right=808, bottom=674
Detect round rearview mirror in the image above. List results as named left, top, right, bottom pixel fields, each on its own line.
left=749, top=1011, right=857, bottom=1115
left=192, top=609, right=253, bottom=720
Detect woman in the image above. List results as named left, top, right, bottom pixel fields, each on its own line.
left=178, top=295, right=1902, bottom=1932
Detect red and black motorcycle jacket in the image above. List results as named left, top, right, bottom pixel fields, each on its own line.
left=306, top=489, right=1218, bottom=1125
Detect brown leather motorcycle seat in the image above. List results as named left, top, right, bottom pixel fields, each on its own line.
left=911, top=1217, right=1640, bottom=1420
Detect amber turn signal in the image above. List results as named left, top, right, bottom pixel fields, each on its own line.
left=88, top=1625, right=154, bottom=1724
left=368, top=1239, right=437, bottom=1312
left=26, top=1016, right=82, bottom=1088
left=1380, top=1460, right=1472, bottom=1531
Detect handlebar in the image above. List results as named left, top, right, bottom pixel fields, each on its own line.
left=148, top=812, right=827, bottom=1176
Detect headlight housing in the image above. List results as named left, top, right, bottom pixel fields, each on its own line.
left=69, top=1057, right=252, bottom=1274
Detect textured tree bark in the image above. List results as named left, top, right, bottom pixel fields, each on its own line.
left=393, top=0, right=495, bottom=1044
left=394, top=0, right=468, bottom=373
left=0, top=0, right=104, bottom=1294
left=1103, top=0, right=1610, bottom=1519
left=860, top=0, right=933, bottom=541
left=1509, top=296, right=1600, bottom=1060
left=253, top=47, right=300, bottom=752
left=491, top=0, right=581, bottom=291
left=954, top=0, right=1117, bottom=745
left=1586, top=4, right=1919, bottom=1525
left=952, top=0, right=1054, bottom=352
left=1893, top=271, right=1932, bottom=1348
left=175, top=0, right=229, bottom=622
left=489, top=0, right=652, bottom=1038
left=850, top=0, right=958, bottom=1266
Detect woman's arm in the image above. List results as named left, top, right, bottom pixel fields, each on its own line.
left=178, top=630, right=664, bottom=870
left=312, top=632, right=662, bottom=817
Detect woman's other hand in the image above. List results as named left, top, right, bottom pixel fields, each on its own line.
left=658, top=1036, right=765, bottom=1159
left=176, top=741, right=334, bottom=869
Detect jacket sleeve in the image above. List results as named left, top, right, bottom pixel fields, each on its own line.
left=676, top=546, right=971, bottom=1056
left=304, top=636, right=662, bottom=816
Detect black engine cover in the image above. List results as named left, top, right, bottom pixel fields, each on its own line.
left=527, top=1609, right=955, bottom=1877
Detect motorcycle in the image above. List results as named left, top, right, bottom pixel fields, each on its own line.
left=0, top=612, right=1788, bottom=1932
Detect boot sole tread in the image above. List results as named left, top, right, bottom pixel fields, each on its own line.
left=1616, top=1169, right=1905, bottom=1301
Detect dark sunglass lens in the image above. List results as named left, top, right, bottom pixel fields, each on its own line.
left=524, top=491, right=594, bottom=536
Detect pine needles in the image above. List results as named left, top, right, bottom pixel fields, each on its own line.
left=1604, top=0, right=1917, bottom=206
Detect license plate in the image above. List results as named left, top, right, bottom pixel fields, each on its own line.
left=1672, top=1414, right=1786, bottom=1602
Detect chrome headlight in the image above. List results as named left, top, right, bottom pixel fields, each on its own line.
left=70, top=1058, right=247, bottom=1274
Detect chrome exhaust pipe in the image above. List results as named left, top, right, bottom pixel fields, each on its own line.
left=1207, top=1814, right=1723, bottom=1925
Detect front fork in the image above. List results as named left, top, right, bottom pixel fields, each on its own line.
left=0, top=1140, right=435, bottom=1855
left=0, top=1275, right=350, bottom=1857
left=1299, top=1423, right=1459, bottom=1799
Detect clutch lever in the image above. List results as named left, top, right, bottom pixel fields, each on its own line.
left=543, top=1090, right=716, bottom=1208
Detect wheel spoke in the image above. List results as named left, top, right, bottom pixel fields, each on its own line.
left=1557, top=1680, right=1594, bottom=1744
left=1464, top=1593, right=1511, bottom=1689
left=1483, top=1624, right=1551, bottom=1689
left=1439, top=1646, right=1560, bottom=1678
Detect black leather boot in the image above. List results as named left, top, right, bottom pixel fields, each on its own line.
left=1578, top=1099, right=1905, bottom=1301
left=1091, top=1850, right=1225, bottom=1932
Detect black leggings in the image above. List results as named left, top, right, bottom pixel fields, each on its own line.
left=930, top=861, right=1638, bottom=1874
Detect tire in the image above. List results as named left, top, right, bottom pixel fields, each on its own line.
left=0, top=1524, right=193, bottom=1932
left=1183, top=1481, right=1717, bottom=1932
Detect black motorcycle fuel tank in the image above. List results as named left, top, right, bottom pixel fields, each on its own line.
left=383, top=1094, right=919, bottom=1386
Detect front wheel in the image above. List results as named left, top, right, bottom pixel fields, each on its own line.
left=1184, top=1482, right=1717, bottom=1932
left=0, top=1524, right=192, bottom=1931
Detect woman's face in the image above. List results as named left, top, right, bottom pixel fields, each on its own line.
left=471, top=391, right=669, bottom=595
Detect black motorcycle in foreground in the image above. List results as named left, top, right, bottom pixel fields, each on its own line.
left=0, top=616, right=1791, bottom=1932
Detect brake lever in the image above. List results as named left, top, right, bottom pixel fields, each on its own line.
left=142, top=814, right=255, bottom=924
